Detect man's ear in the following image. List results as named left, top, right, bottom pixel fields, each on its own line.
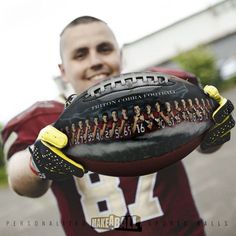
left=58, top=64, right=68, bottom=82
left=58, top=63, right=65, bottom=75
left=119, top=50, right=123, bottom=72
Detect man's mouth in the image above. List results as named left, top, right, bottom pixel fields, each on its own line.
left=89, top=73, right=109, bottom=81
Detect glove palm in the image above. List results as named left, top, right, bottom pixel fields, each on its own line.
left=201, top=85, right=235, bottom=151
left=29, top=125, right=85, bottom=180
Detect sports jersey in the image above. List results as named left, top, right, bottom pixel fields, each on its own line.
left=1, top=100, right=205, bottom=236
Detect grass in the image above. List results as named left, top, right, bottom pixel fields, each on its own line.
left=0, top=166, right=8, bottom=187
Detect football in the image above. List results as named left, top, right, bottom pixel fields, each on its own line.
left=54, top=72, right=218, bottom=176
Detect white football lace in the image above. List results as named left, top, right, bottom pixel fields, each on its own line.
left=87, top=72, right=168, bottom=97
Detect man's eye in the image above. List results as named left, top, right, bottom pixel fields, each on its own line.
left=73, top=49, right=88, bottom=60
left=98, top=44, right=113, bottom=53
left=74, top=53, right=85, bottom=59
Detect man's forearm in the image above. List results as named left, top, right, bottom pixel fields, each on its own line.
left=7, top=149, right=52, bottom=198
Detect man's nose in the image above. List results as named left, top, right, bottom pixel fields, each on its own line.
left=89, top=52, right=103, bottom=70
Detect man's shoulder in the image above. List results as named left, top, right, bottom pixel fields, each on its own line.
left=6, top=100, right=64, bottom=128
left=1, top=99, right=65, bottom=159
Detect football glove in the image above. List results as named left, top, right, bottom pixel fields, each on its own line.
left=29, top=125, right=85, bottom=180
left=200, top=85, right=235, bottom=151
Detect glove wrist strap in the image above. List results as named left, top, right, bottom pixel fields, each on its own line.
left=29, top=158, right=40, bottom=176
left=29, top=147, right=47, bottom=179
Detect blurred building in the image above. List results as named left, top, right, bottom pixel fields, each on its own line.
left=122, top=0, right=236, bottom=80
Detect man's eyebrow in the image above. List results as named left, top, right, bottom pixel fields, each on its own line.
left=97, top=41, right=114, bottom=47
left=72, top=47, right=88, bottom=55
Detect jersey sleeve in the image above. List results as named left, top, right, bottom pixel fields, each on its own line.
left=1, top=100, right=64, bottom=160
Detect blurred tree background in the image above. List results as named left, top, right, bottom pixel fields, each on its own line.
left=174, top=44, right=236, bottom=89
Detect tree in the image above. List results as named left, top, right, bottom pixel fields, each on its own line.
left=174, top=45, right=220, bottom=86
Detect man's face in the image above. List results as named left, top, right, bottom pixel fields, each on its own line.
left=155, top=102, right=160, bottom=112
left=146, top=105, right=151, bottom=114
left=188, top=99, right=193, bottom=106
left=174, top=101, right=178, bottom=109
left=85, top=119, right=89, bottom=126
left=111, top=111, right=117, bottom=120
left=134, top=106, right=141, bottom=116
left=201, top=99, right=205, bottom=106
left=165, top=102, right=171, bottom=111
left=94, top=117, right=98, bottom=125
left=102, top=115, right=108, bottom=122
left=59, top=22, right=122, bottom=95
left=122, top=109, right=127, bottom=117
left=78, top=121, right=83, bottom=128
left=181, top=99, right=186, bottom=107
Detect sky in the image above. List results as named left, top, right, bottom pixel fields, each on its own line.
left=0, top=0, right=222, bottom=123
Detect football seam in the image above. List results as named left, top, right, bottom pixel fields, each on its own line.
left=87, top=72, right=170, bottom=97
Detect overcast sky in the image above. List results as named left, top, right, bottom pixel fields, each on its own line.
left=0, top=0, right=222, bottom=123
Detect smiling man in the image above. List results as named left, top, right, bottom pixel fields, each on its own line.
left=2, top=16, right=234, bottom=236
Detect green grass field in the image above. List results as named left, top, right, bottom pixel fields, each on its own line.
left=0, top=166, right=8, bottom=187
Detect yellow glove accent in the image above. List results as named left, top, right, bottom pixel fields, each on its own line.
left=203, top=85, right=224, bottom=104
left=203, top=85, right=227, bottom=123
left=38, top=125, right=68, bottom=148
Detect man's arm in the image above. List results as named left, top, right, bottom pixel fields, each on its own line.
left=7, top=149, right=52, bottom=198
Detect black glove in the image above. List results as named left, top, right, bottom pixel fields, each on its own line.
left=29, top=125, right=85, bottom=180
left=200, top=85, right=235, bottom=151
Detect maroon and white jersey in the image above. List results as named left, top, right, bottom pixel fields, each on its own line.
left=100, top=122, right=110, bottom=140
left=172, top=109, right=181, bottom=124
left=107, top=119, right=121, bottom=140
left=119, top=118, right=132, bottom=139
left=84, top=125, right=93, bottom=144
left=143, top=113, right=154, bottom=131
left=180, top=107, right=190, bottom=121
left=77, top=127, right=85, bottom=144
left=132, top=114, right=147, bottom=135
left=1, top=100, right=205, bottom=236
left=152, top=111, right=163, bottom=129
left=90, top=123, right=100, bottom=142
left=71, top=127, right=78, bottom=145
left=76, top=128, right=85, bottom=144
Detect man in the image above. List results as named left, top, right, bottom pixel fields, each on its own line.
left=132, top=105, right=146, bottom=134
left=109, top=110, right=120, bottom=139
left=84, top=118, right=93, bottom=143
left=163, top=102, right=175, bottom=126
left=173, top=100, right=182, bottom=124
left=180, top=99, right=190, bottom=121
left=92, top=115, right=101, bottom=141
left=71, top=122, right=77, bottom=144
left=1, top=16, right=234, bottom=235
left=118, top=108, right=131, bottom=138
left=194, top=98, right=205, bottom=121
left=144, top=104, right=155, bottom=130
left=153, top=101, right=165, bottom=129
left=100, top=113, right=110, bottom=140
left=76, top=120, right=84, bottom=144
left=187, top=99, right=197, bottom=122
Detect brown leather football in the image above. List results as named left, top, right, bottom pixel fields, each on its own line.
left=54, top=72, right=218, bottom=176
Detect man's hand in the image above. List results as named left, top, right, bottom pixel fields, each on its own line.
left=29, top=125, right=85, bottom=180
left=200, top=85, right=235, bottom=151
